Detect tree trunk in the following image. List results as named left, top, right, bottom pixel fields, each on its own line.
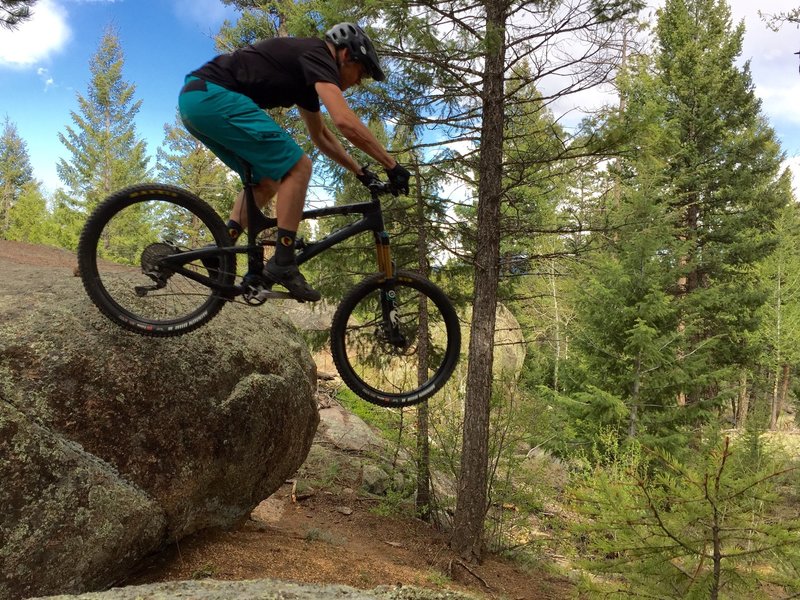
left=772, top=364, right=791, bottom=430
left=629, top=354, right=641, bottom=439
left=736, top=370, right=749, bottom=429
left=413, top=162, right=432, bottom=522
left=549, top=257, right=561, bottom=391
left=449, top=0, right=506, bottom=563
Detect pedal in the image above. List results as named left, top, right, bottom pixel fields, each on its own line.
left=253, top=287, right=293, bottom=302
left=241, top=282, right=293, bottom=305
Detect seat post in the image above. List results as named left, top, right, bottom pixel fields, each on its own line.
left=238, top=160, right=262, bottom=275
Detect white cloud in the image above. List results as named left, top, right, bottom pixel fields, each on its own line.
left=37, top=67, right=55, bottom=90
left=759, top=80, right=800, bottom=127
left=0, top=0, right=71, bottom=67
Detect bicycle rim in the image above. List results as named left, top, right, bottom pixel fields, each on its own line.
left=331, top=271, right=460, bottom=407
left=78, top=185, right=234, bottom=336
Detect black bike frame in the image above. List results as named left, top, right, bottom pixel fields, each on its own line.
left=161, top=173, right=395, bottom=295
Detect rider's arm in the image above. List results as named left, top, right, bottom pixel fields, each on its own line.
left=299, top=108, right=363, bottom=174
left=313, top=82, right=398, bottom=171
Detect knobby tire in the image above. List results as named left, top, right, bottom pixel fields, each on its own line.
left=330, top=270, right=460, bottom=407
left=77, top=184, right=235, bottom=336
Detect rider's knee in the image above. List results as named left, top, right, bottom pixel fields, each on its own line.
left=288, top=155, right=312, bottom=182
left=255, top=178, right=279, bottom=199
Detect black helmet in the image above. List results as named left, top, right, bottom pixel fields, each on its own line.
left=325, top=22, right=385, bottom=82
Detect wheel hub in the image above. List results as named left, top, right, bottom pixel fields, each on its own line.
left=141, top=242, right=179, bottom=281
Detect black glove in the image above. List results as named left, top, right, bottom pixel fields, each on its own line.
left=386, top=163, right=411, bottom=196
left=355, top=166, right=381, bottom=189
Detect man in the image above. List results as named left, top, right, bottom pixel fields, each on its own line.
left=178, top=22, right=410, bottom=302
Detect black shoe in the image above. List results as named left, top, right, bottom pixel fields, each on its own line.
left=263, top=258, right=321, bottom=302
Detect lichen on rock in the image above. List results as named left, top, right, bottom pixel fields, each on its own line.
left=0, top=251, right=319, bottom=599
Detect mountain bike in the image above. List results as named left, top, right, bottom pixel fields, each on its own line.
left=77, top=165, right=461, bottom=407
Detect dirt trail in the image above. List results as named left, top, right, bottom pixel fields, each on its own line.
left=128, top=481, right=571, bottom=600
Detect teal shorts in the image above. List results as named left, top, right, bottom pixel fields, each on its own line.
left=178, top=76, right=305, bottom=183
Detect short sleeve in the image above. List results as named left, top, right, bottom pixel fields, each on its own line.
left=298, top=45, right=340, bottom=90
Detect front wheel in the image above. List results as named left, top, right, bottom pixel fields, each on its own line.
left=77, top=184, right=236, bottom=336
left=330, top=270, right=461, bottom=407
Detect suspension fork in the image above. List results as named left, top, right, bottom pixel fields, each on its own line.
left=374, top=230, right=394, bottom=279
left=374, top=231, right=405, bottom=346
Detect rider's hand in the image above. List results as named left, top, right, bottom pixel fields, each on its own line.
left=355, top=166, right=381, bottom=189
left=386, top=163, right=411, bottom=196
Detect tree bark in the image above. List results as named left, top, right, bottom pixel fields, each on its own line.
left=629, top=355, right=641, bottom=439
left=771, top=364, right=791, bottom=430
left=413, top=162, right=432, bottom=522
left=449, top=0, right=506, bottom=563
left=736, top=370, right=749, bottom=429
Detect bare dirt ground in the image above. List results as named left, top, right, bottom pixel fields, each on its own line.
left=3, top=240, right=574, bottom=600
left=0, top=239, right=81, bottom=271
left=127, top=482, right=572, bottom=600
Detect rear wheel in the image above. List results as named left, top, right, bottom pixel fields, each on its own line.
left=77, top=184, right=235, bottom=336
left=330, top=270, right=461, bottom=407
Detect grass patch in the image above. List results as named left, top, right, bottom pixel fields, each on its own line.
left=336, top=387, right=402, bottom=436
left=190, top=563, right=217, bottom=579
left=425, top=568, right=452, bottom=586
left=369, top=488, right=414, bottom=517
left=304, top=527, right=346, bottom=546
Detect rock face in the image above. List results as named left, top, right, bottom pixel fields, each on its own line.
left=35, top=579, right=478, bottom=600
left=0, top=244, right=319, bottom=600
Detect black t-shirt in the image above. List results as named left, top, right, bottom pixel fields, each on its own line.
left=191, top=37, right=340, bottom=112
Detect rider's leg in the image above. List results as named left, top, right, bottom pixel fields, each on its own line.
left=274, top=155, right=312, bottom=231
left=263, top=155, right=320, bottom=301
left=272, top=155, right=312, bottom=267
left=227, top=179, right=279, bottom=233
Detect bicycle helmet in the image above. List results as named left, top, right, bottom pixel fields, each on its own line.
left=325, top=22, right=385, bottom=82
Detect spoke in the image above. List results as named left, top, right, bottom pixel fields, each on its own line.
left=340, top=283, right=445, bottom=396
left=92, top=199, right=225, bottom=324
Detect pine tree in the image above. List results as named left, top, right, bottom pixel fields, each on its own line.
left=555, top=50, right=692, bottom=454
left=754, top=192, right=800, bottom=430
left=156, top=112, right=238, bottom=217
left=572, top=433, right=800, bottom=598
left=6, top=181, right=55, bottom=244
left=654, top=0, right=789, bottom=411
left=0, top=0, right=36, bottom=29
left=377, top=0, right=643, bottom=560
left=564, top=0, right=794, bottom=450
left=0, top=117, right=34, bottom=237
left=56, top=25, right=150, bottom=247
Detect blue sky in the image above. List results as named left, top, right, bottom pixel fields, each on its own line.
left=0, top=0, right=238, bottom=193
left=0, top=0, right=799, bottom=196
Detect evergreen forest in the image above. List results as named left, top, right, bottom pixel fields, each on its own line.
left=3, top=1, right=800, bottom=596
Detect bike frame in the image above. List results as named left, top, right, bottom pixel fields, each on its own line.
left=160, top=169, right=395, bottom=295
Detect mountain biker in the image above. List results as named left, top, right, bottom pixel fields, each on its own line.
left=178, top=22, right=411, bottom=302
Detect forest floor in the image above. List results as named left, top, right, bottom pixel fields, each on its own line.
left=1, top=240, right=576, bottom=600
left=126, top=480, right=574, bottom=600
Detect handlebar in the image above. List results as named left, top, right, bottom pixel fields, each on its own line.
left=366, top=179, right=400, bottom=198
left=359, top=165, right=405, bottom=199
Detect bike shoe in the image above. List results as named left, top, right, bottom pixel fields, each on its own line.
left=263, top=257, right=321, bottom=302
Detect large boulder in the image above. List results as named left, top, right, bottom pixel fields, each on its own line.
left=0, top=242, right=319, bottom=599
left=34, top=579, right=478, bottom=600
